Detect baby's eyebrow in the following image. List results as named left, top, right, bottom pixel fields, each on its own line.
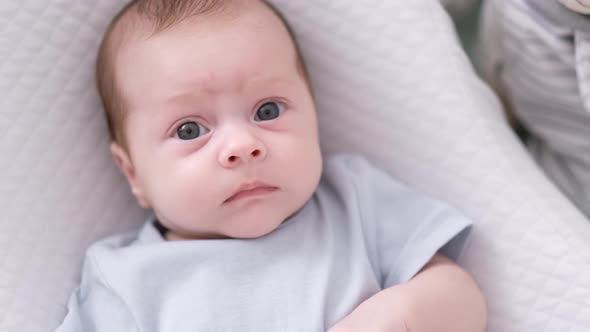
left=242, top=75, right=294, bottom=91
left=165, top=91, right=203, bottom=107
left=160, top=91, right=222, bottom=114
left=163, top=74, right=293, bottom=108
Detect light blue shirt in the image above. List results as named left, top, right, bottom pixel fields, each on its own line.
left=57, top=155, right=472, bottom=332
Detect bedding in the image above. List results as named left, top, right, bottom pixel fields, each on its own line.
left=0, top=1, right=589, bottom=331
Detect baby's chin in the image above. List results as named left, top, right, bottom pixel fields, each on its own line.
left=229, top=226, right=281, bottom=239
left=164, top=215, right=287, bottom=241
left=220, top=214, right=287, bottom=239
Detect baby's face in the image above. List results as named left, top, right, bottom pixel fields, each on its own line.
left=113, top=3, right=322, bottom=239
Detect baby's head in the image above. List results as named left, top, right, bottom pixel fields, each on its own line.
left=97, top=0, right=322, bottom=240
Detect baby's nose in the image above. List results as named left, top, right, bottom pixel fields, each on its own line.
left=219, top=134, right=267, bottom=168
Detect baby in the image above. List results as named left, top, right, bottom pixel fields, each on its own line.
left=57, top=0, right=486, bottom=331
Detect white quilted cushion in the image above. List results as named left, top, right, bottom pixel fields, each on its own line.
left=1, top=1, right=589, bottom=331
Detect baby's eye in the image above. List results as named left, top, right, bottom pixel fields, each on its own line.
left=254, top=102, right=284, bottom=121
left=175, top=121, right=209, bottom=140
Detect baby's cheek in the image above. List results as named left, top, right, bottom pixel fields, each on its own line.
left=283, top=136, right=322, bottom=198
left=158, top=170, right=219, bottom=222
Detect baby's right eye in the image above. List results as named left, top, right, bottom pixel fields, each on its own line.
left=175, top=121, right=209, bottom=140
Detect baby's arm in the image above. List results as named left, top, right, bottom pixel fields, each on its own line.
left=329, top=254, right=486, bottom=332
left=55, top=254, right=139, bottom=332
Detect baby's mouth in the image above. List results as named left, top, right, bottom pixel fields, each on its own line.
left=224, top=181, right=279, bottom=203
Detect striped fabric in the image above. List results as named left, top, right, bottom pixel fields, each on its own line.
left=559, top=0, right=590, bottom=14
left=478, top=0, right=590, bottom=217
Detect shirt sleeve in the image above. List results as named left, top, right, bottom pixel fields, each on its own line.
left=55, top=253, right=139, bottom=332
left=345, top=156, right=473, bottom=289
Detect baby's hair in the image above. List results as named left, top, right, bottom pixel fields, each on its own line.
left=96, top=0, right=309, bottom=149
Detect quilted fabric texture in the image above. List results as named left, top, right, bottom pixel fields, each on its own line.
left=1, top=0, right=589, bottom=331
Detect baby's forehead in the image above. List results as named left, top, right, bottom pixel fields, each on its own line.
left=116, top=4, right=298, bottom=69
left=110, top=0, right=292, bottom=65
left=112, top=0, right=269, bottom=43
left=112, top=4, right=303, bottom=104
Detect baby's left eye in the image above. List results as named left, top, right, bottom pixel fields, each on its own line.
left=175, top=121, right=209, bottom=140
left=254, top=102, right=284, bottom=121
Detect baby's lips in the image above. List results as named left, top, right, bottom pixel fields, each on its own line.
left=224, top=180, right=278, bottom=203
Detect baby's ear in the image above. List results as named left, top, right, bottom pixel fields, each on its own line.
left=110, top=143, right=151, bottom=209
